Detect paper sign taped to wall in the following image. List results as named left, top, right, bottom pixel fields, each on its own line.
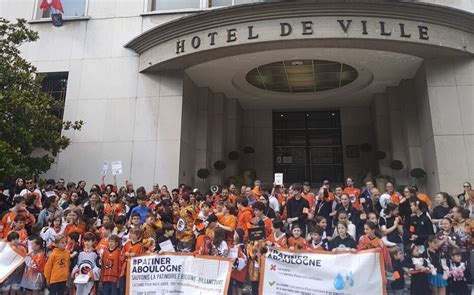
left=101, top=161, right=109, bottom=176
left=111, top=161, right=122, bottom=175
left=274, top=173, right=283, bottom=185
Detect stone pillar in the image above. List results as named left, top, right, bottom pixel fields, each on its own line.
left=373, top=93, right=392, bottom=176
left=420, top=57, right=474, bottom=195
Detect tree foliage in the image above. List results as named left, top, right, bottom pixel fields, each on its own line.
left=0, top=18, right=83, bottom=181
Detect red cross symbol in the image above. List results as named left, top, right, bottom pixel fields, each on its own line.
left=270, top=264, right=277, bottom=271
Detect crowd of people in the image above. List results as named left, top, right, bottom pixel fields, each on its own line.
left=0, top=176, right=472, bottom=295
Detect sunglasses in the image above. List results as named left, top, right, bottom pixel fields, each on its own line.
left=464, top=185, right=471, bottom=188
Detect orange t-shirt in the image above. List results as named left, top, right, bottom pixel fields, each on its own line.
left=120, top=241, right=144, bottom=277
left=288, top=237, right=307, bottom=250
left=101, top=247, right=121, bottom=283
left=344, top=187, right=361, bottom=210
left=44, top=248, right=70, bottom=284
left=218, top=214, right=237, bottom=246
left=302, top=192, right=316, bottom=208
left=64, top=223, right=86, bottom=240
left=268, top=232, right=288, bottom=248
left=417, top=193, right=432, bottom=207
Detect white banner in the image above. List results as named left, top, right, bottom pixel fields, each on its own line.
left=260, top=248, right=386, bottom=295
left=127, top=254, right=232, bottom=295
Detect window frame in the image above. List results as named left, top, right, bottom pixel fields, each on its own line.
left=145, top=0, right=248, bottom=13
left=32, top=0, right=90, bottom=20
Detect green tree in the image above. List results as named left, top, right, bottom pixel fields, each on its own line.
left=0, top=18, right=83, bottom=181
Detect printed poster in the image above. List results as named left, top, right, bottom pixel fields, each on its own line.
left=111, top=160, right=122, bottom=175
left=127, top=254, right=232, bottom=295
left=0, top=242, right=26, bottom=283
left=260, top=248, right=386, bottom=295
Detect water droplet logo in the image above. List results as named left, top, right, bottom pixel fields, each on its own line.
left=347, top=271, right=354, bottom=287
left=334, top=273, right=345, bottom=290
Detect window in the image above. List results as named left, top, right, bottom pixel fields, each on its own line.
left=41, top=72, right=68, bottom=120
left=39, top=0, right=87, bottom=18
left=149, top=0, right=261, bottom=11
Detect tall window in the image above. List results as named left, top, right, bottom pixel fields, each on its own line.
left=41, top=72, right=68, bottom=121
left=273, top=111, right=344, bottom=185
left=41, top=0, right=86, bottom=18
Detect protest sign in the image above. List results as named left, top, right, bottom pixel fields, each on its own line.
left=101, top=161, right=109, bottom=176
left=111, top=161, right=122, bottom=175
left=248, top=226, right=266, bottom=241
left=0, top=242, right=26, bottom=283
left=127, top=254, right=232, bottom=295
left=274, top=173, right=283, bottom=185
left=260, top=248, right=386, bottom=295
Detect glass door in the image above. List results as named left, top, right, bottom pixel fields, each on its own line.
left=273, top=111, right=343, bottom=185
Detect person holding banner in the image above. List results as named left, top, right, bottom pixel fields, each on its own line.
left=358, top=221, right=392, bottom=270
left=229, top=229, right=247, bottom=295
left=329, top=221, right=357, bottom=251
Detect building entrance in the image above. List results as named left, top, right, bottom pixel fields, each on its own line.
left=273, top=111, right=343, bottom=185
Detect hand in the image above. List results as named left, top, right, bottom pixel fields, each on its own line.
left=265, top=241, right=273, bottom=246
left=360, top=213, right=367, bottom=220
left=360, top=198, right=366, bottom=204
left=410, top=235, right=418, bottom=241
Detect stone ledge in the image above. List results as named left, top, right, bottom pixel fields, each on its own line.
left=29, top=16, right=91, bottom=24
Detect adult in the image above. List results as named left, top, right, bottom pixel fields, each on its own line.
left=379, top=203, right=403, bottom=249
left=286, top=183, right=310, bottom=236
left=343, top=177, right=361, bottom=210
left=83, top=193, right=105, bottom=222
left=54, top=178, right=67, bottom=196
left=76, top=180, right=88, bottom=204
left=451, top=206, right=473, bottom=259
left=360, top=180, right=375, bottom=200
left=369, top=188, right=383, bottom=215
left=456, top=182, right=471, bottom=206
left=463, top=190, right=474, bottom=220
left=236, top=198, right=253, bottom=241
left=257, top=194, right=276, bottom=219
left=37, top=196, right=63, bottom=227
left=8, top=178, right=25, bottom=202
left=315, top=187, right=333, bottom=225
left=403, top=197, right=434, bottom=251
left=228, top=184, right=238, bottom=206
left=245, top=187, right=256, bottom=206
left=20, top=178, right=42, bottom=209
left=302, top=182, right=316, bottom=208
left=250, top=202, right=272, bottom=237
left=216, top=203, right=237, bottom=247
left=431, top=192, right=455, bottom=226
left=262, top=183, right=279, bottom=214
left=379, top=182, right=401, bottom=208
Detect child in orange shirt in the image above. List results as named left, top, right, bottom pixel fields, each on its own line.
left=266, top=219, right=287, bottom=249
left=44, top=235, right=70, bottom=295
left=101, top=235, right=121, bottom=295
left=119, top=228, right=144, bottom=294
left=11, top=215, right=28, bottom=248
left=288, top=225, right=307, bottom=250
left=20, top=237, right=47, bottom=294
left=0, top=232, right=27, bottom=294
left=96, top=222, right=114, bottom=258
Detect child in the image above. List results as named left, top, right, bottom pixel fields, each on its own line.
left=142, top=214, right=159, bottom=252
left=308, top=226, right=325, bottom=250
left=112, top=215, right=128, bottom=246
left=212, top=227, right=229, bottom=257
left=11, top=215, right=28, bottom=248
left=155, top=223, right=176, bottom=253
left=72, top=232, right=101, bottom=295
left=388, top=246, right=405, bottom=295
left=20, top=237, right=46, bottom=295
left=403, top=243, right=431, bottom=295
left=229, top=229, right=247, bottom=295
left=288, top=225, right=307, bottom=250
left=119, top=228, right=144, bottom=295
left=129, top=195, right=150, bottom=224
left=44, top=235, right=70, bottom=295
left=436, top=217, right=460, bottom=258
left=96, top=222, right=114, bottom=258
left=27, top=223, right=42, bottom=254
left=193, top=219, right=213, bottom=255
left=448, top=249, right=471, bottom=295
left=100, top=235, right=122, bottom=295
left=67, top=232, right=81, bottom=271
left=0, top=232, right=27, bottom=295
left=129, top=213, right=142, bottom=230
left=41, top=215, right=64, bottom=252
left=329, top=222, right=357, bottom=251
left=266, top=219, right=287, bottom=249
left=424, top=235, right=448, bottom=294
left=358, top=221, right=392, bottom=270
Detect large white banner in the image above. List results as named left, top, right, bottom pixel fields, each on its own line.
left=260, top=248, right=386, bottom=295
left=127, top=254, right=232, bottom=295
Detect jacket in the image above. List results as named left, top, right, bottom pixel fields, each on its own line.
left=44, top=248, right=70, bottom=284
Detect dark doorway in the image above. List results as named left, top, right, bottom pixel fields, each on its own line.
left=273, top=111, right=343, bottom=186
